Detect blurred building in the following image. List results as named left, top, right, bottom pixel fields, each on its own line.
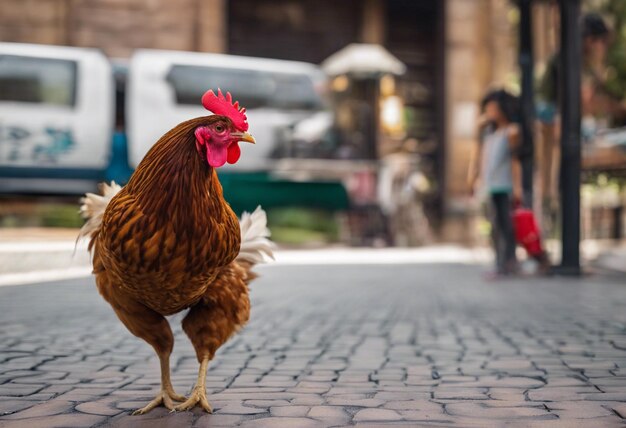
left=0, top=0, right=533, bottom=241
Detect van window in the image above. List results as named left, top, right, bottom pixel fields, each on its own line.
left=166, top=65, right=323, bottom=111
left=0, top=55, right=77, bottom=107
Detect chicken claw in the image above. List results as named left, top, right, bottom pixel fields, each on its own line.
left=132, top=387, right=186, bottom=415
left=174, top=386, right=213, bottom=413
left=174, top=357, right=212, bottom=412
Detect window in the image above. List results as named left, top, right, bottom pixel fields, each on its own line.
left=166, top=65, right=324, bottom=111
left=0, top=55, right=77, bottom=107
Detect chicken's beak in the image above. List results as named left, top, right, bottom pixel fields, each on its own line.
left=232, top=132, right=255, bottom=144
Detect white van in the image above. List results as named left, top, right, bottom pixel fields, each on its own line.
left=0, top=43, right=114, bottom=193
left=0, top=45, right=348, bottom=213
left=127, top=49, right=327, bottom=171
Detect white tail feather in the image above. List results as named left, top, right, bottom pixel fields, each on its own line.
left=78, top=181, right=122, bottom=241
left=237, top=206, right=274, bottom=265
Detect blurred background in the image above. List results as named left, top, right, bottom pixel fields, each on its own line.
left=0, top=0, right=624, bottom=262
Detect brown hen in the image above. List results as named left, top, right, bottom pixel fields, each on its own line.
left=78, top=90, right=272, bottom=414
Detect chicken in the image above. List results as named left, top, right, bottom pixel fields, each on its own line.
left=78, top=89, right=273, bottom=414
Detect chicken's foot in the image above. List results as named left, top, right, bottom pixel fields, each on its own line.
left=174, top=357, right=212, bottom=413
left=132, top=387, right=186, bottom=415
left=132, top=353, right=185, bottom=415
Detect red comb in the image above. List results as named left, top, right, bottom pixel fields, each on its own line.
left=201, top=89, right=248, bottom=132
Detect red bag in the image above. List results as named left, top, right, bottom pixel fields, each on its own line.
left=512, top=208, right=543, bottom=256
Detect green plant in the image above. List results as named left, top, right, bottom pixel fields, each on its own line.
left=266, top=208, right=340, bottom=244
left=37, top=204, right=83, bottom=228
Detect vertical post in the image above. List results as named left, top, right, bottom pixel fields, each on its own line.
left=519, top=0, right=535, bottom=209
left=436, top=0, right=446, bottom=224
left=362, top=78, right=380, bottom=160
left=361, top=0, right=386, bottom=44
left=559, top=0, right=582, bottom=274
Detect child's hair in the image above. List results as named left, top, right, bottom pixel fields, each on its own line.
left=480, top=89, right=520, bottom=123
left=582, top=13, right=609, bottom=40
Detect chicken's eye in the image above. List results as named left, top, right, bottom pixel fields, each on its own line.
left=215, top=125, right=225, bottom=133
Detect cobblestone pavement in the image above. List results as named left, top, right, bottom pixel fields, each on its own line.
left=1, top=263, right=626, bottom=427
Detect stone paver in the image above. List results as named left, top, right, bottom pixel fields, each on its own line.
left=0, top=264, right=625, bottom=426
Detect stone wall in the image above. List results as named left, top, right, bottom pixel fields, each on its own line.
left=0, top=0, right=70, bottom=45
left=0, top=0, right=226, bottom=57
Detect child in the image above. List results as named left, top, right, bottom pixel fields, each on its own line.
left=468, top=89, right=522, bottom=276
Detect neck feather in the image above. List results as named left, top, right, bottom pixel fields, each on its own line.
left=126, top=117, right=227, bottom=218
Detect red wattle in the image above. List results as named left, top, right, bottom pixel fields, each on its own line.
left=227, top=143, right=241, bottom=164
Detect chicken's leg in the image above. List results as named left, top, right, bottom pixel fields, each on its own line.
left=173, top=357, right=212, bottom=412
left=176, top=266, right=250, bottom=413
left=132, top=352, right=186, bottom=415
left=96, top=279, right=185, bottom=414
